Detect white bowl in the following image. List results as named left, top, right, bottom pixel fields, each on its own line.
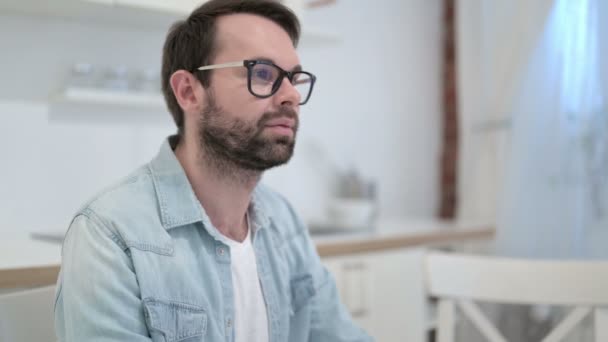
left=326, top=198, right=376, bottom=230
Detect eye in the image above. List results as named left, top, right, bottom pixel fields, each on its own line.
left=291, top=73, right=311, bottom=86
left=252, top=66, right=275, bottom=83
left=256, top=70, right=272, bottom=80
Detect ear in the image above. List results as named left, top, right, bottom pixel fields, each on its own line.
left=169, top=70, right=206, bottom=115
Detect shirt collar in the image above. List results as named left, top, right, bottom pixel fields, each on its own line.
left=148, top=136, right=271, bottom=232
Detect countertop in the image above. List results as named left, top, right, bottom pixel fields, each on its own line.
left=0, top=234, right=62, bottom=289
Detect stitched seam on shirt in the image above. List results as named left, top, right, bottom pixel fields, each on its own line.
left=308, top=274, right=332, bottom=339
left=79, top=209, right=129, bottom=252
left=81, top=207, right=174, bottom=256
left=53, top=283, right=63, bottom=313
left=143, top=298, right=207, bottom=340
left=148, top=164, right=205, bottom=229
left=148, top=163, right=171, bottom=227
left=123, top=240, right=174, bottom=255
left=77, top=170, right=147, bottom=215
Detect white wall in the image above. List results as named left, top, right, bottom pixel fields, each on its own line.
left=0, top=0, right=442, bottom=233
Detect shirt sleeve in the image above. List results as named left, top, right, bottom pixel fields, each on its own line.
left=54, top=210, right=152, bottom=341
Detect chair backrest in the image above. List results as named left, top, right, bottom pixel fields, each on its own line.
left=425, top=252, right=608, bottom=342
left=0, top=286, right=56, bottom=342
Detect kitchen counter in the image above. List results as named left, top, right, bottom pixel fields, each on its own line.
left=0, top=219, right=494, bottom=289
left=0, top=234, right=62, bottom=289
left=313, top=218, right=494, bottom=257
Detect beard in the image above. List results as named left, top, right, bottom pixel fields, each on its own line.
left=198, top=91, right=298, bottom=174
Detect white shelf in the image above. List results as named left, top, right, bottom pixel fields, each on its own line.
left=52, top=87, right=165, bottom=109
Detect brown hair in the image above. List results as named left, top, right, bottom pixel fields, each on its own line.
left=161, top=0, right=301, bottom=140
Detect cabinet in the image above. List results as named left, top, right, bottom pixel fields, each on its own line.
left=322, top=248, right=430, bottom=342
left=0, top=0, right=339, bottom=43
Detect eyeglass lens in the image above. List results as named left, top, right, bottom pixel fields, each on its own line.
left=250, top=63, right=313, bottom=104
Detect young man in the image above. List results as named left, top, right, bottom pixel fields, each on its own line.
left=54, top=0, right=372, bottom=341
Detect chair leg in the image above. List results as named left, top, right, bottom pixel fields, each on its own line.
left=541, top=306, right=590, bottom=342
left=595, top=307, right=608, bottom=342
left=458, top=299, right=507, bottom=342
left=437, top=299, right=455, bottom=342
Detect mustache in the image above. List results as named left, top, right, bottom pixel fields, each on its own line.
left=257, top=107, right=299, bottom=129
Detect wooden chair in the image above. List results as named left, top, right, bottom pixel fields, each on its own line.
left=0, top=285, right=56, bottom=342
left=425, top=252, right=608, bottom=342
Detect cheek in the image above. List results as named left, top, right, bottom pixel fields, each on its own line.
left=219, top=95, right=272, bottom=120
left=211, top=77, right=276, bottom=115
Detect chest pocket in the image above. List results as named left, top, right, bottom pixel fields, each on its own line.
left=290, top=274, right=316, bottom=314
left=143, top=298, right=207, bottom=342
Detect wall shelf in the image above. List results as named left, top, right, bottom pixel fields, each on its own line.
left=51, top=87, right=165, bottom=109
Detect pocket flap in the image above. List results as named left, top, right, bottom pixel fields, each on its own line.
left=143, top=298, right=207, bottom=342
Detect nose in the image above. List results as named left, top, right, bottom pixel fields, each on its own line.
left=273, top=76, right=301, bottom=107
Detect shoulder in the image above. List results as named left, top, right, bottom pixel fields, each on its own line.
left=81, top=165, right=155, bottom=216
left=67, top=164, right=166, bottom=245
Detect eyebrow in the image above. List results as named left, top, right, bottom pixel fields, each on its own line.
left=251, top=57, right=302, bottom=72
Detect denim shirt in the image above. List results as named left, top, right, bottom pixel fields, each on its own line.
left=54, top=137, right=372, bottom=342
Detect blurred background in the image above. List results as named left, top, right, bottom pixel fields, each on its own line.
left=0, top=0, right=607, bottom=341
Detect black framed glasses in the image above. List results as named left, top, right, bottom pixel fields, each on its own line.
left=197, top=60, right=316, bottom=105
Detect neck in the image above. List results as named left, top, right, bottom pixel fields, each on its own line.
left=175, top=138, right=261, bottom=242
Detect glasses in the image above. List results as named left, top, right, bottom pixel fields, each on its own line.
left=197, top=60, right=316, bottom=105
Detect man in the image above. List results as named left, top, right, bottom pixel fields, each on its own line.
left=54, top=0, right=372, bottom=341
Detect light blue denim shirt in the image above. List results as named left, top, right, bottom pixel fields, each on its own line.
left=54, top=137, right=372, bottom=342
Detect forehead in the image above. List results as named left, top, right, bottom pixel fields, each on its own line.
left=213, top=13, right=300, bottom=69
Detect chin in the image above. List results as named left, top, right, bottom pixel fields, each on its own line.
left=265, top=151, right=294, bottom=166
left=258, top=148, right=294, bottom=170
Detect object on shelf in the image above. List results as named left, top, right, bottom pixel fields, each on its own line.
left=54, top=63, right=165, bottom=108
left=325, top=197, right=377, bottom=231
left=52, top=86, right=164, bottom=109
left=66, top=63, right=162, bottom=94
left=101, top=65, right=130, bottom=92
left=322, top=167, right=379, bottom=231
left=68, top=62, right=97, bottom=89
left=131, top=68, right=161, bottom=94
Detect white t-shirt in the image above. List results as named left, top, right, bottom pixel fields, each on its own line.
left=220, top=215, right=269, bottom=342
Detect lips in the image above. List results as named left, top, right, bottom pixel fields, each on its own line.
left=265, top=117, right=296, bottom=130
